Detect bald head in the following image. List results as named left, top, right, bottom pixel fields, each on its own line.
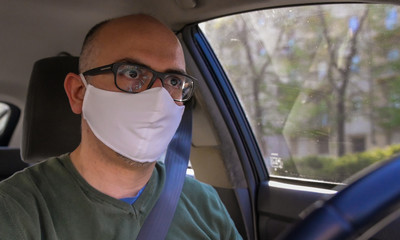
left=79, top=14, right=185, bottom=74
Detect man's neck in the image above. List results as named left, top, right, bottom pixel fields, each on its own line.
left=70, top=145, right=156, bottom=199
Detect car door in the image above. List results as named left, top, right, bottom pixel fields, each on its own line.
left=181, top=2, right=400, bottom=239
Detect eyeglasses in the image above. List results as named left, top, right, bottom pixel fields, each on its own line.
left=81, top=62, right=196, bottom=102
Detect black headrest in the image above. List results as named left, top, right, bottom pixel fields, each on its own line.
left=22, top=56, right=81, bottom=164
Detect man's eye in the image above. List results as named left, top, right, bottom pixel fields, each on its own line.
left=167, top=77, right=182, bottom=87
left=125, top=69, right=139, bottom=79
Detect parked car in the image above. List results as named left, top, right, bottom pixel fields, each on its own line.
left=1, top=0, right=400, bottom=239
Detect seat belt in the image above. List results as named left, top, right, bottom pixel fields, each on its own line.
left=136, top=103, right=192, bottom=240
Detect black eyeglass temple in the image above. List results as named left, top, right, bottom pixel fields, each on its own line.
left=82, top=64, right=114, bottom=76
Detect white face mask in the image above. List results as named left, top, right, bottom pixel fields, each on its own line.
left=80, top=76, right=185, bottom=163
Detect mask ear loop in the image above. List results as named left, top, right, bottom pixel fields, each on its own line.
left=79, top=73, right=88, bottom=88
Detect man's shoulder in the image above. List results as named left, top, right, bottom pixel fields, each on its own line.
left=0, top=155, right=71, bottom=239
left=171, top=174, right=243, bottom=239
left=0, top=155, right=68, bottom=196
left=182, top=176, right=217, bottom=196
left=180, top=175, right=224, bottom=208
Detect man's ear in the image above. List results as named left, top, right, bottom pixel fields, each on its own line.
left=64, top=73, right=86, bottom=114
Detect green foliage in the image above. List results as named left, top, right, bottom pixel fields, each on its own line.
left=376, top=77, right=400, bottom=130
left=276, top=81, right=301, bottom=114
left=273, top=144, right=400, bottom=182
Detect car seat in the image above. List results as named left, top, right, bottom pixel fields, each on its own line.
left=22, top=56, right=81, bottom=164
left=0, top=147, right=29, bottom=180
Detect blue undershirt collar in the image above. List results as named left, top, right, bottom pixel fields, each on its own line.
left=119, top=185, right=146, bottom=205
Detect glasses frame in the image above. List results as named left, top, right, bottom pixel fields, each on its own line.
left=81, top=62, right=196, bottom=102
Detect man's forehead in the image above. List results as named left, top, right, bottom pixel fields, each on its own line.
left=102, top=14, right=176, bottom=39
left=93, top=15, right=185, bottom=71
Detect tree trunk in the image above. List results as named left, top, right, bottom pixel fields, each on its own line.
left=337, top=93, right=346, bottom=156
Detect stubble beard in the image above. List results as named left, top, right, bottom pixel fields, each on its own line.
left=116, top=152, right=154, bottom=168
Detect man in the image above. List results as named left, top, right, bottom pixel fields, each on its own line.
left=0, top=14, right=242, bottom=239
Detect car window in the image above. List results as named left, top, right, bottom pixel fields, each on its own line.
left=200, top=3, right=400, bottom=183
left=0, top=102, right=11, bottom=136
left=0, top=102, right=20, bottom=146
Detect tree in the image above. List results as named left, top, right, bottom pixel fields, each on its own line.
left=369, top=6, right=400, bottom=144
left=318, top=7, right=369, bottom=156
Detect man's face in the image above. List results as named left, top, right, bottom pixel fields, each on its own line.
left=85, top=15, right=186, bottom=106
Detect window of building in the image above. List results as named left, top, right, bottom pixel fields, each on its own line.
left=351, top=136, right=366, bottom=153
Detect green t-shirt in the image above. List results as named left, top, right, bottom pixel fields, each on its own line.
left=0, top=154, right=242, bottom=239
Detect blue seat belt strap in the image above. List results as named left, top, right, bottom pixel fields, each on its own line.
left=136, top=104, right=192, bottom=240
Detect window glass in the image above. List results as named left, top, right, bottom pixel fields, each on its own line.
left=200, top=4, right=400, bottom=183
left=0, top=102, right=11, bottom=136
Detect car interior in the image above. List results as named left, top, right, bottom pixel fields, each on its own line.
left=2, top=0, right=400, bottom=239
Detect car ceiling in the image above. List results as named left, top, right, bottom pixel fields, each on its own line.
left=1, top=0, right=398, bottom=139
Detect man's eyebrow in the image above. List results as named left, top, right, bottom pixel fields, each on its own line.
left=165, top=68, right=186, bottom=75
left=119, top=58, right=187, bottom=75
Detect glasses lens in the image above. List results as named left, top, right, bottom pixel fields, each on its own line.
left=116, top=64, right=152, bottom=92
left=115, top=63, right=194, bottom=101
left=164, top=75, right=194, bottom=101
